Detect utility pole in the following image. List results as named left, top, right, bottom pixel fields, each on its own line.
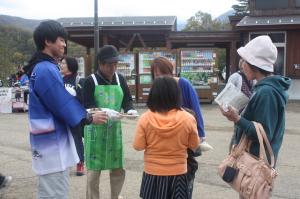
left=94, top=0, right=99, bottom=72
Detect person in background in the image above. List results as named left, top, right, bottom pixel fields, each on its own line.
left=133, top=76, right=200, bottom=199
left=19, top=70, right=29, bottom=86
left=60, top=56, right=85, bottom=176
left=23, top=20, right=108, bottom=199
left=220, top=36, right=291, bottom=198
left=227, top=58, right=255, bottom=151
left=227, top=59, right=255, bottom=103
left=83, top=45, right=138, bottom=199
left=19, top=69, right=30, bottom=104
left=151, top=56, right=212, bottom=199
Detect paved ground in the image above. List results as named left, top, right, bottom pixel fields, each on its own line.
left=0, top=102, right=300, bottom=199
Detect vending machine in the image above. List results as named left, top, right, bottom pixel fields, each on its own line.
left=117, top=53, right=137, bottom=101
left=179, top=49, right=218, bottom=103
left=138, top=50, right=177, bottom=102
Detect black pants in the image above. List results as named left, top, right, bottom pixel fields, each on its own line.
left=187, top=149, right=200, bottom=199
left=0, top=174, right=5, bottom=187
left=23, top=90, right=29, bottom=104
left=71, top=125, right=84, bottom=162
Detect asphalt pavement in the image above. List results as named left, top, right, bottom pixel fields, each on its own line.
left=0, top=102, right=300, bottom=199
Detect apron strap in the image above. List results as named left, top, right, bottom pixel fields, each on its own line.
left=115, top=73, right=120, bottom=86
left=91, top=74, right=98, bottom=86
left=92, top=72, right=120, bottom=86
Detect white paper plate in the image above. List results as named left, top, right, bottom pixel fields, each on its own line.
left=121, top=114, right=139, bottom=118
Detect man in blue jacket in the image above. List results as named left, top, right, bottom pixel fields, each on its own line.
left=23, top=20, right=108, bottom=199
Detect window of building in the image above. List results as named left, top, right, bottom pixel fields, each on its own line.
left=250, top=32, right=286, bottom=75
left=250, top=32, right=285, bottom=43
left=296, top=0, right=300, bottom=7
left=255, top=0, right=288, bottom=10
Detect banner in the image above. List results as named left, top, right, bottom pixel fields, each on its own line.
left=0, top=87, right=12, bottom=113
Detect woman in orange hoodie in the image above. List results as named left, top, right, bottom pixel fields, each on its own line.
left=133, top=76, right=200, bottom=199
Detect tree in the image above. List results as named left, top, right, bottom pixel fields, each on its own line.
left=12, top=52, right=25, bottom=65
left=67, top=41, right=86, bottom=57
left=182, top=11, right=231, bottom=81
left=232, top=0, right=249, bottom=15
left=183, top=11, right=231, bottom=31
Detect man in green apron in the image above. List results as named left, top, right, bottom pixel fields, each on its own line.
left=83, top=45, right=137, bottom=199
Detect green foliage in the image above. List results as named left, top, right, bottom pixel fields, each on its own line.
left=0, top=24, right=35, bottom=82
left=183, top=11, right=231, bottom=31
left=67, top=41, right=86, bottom=57
left=215, top=48, right=226, bottom=76
left=182, top=11, right=230, bottom=78
left=0, top=23, right=87, bottom=84
left=232, top=0, right=249, bottom=15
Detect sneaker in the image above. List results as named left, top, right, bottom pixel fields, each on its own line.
left=118, top=196, right=124, bottom=199
left=0, top=176, right=12, bottom=189
left=76, top=162, right=85, bottom=176
left=199, top=141, right=213, bottom=152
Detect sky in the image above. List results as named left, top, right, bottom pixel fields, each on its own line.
left=0, top=0, right=237, bottom=21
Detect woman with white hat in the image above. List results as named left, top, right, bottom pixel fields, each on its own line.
left=220, top=35, right=291, bottom=169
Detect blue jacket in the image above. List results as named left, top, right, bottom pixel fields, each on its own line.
left=29, top=60, right=86, bottom=175
left=178, top=77, right=206, bottom=138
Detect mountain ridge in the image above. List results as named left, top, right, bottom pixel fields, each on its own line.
left=0, top=11, right=234, bottom=31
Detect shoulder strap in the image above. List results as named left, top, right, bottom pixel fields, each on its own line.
left=234, top=122, right=275, bottom=167
left=254, top=122, right=275, bottom=167
left=115, top=73, right=120, bottom=86
left=91, top=74, right=98, bottom=86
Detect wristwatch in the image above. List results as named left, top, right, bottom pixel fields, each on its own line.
left=85, top=112, right=93, bottom=125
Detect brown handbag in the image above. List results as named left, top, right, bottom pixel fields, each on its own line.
left=218, top=122, right=278, bottom=199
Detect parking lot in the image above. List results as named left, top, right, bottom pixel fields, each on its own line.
left=1, top=102, right=300, bottom=199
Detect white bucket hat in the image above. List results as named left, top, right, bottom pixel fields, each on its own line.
left=237, top=35, right=277, bottom=72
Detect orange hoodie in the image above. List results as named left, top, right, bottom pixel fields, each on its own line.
left=133, top=109, right=200, bottom=176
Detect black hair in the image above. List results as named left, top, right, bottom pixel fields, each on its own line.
left=147, top=76, right=181, bottom=112
left=33, top=20, right=67, bottom=51
left=247, top=62, right=272, bottom=76
left=64, top=57, right=79, bottom=74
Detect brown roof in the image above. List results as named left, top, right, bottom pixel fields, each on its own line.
left=58, top=16, right=177, bottom=29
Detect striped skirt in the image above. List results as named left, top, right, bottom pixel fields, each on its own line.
left=140, top=172, right=189, bottom=199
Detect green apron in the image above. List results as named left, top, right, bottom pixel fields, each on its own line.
left=84, top=73, right=124, bottom=170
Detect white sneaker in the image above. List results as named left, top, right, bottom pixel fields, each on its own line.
left=0, top=176, right=12, bottom=189
left=118, top=196, right=124, bottom=199
left=199, top=141, right=213, bottom=152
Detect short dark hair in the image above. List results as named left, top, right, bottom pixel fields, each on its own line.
left=33, top=20, right=67, bottom=51
left=64, top=57, right=79, bottom=74
left=247, top=62, right=272, bottom=76
left=150, top=57, right=174, bottom=80
left=147, top=76, right=181, bottom=112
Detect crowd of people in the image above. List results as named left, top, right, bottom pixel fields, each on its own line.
left=1, top=20, right=291, bottom=199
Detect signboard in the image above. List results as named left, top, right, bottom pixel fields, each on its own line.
left=0, top=87, right=12, bottom=113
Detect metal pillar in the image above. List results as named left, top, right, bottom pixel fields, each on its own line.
left=94, top=0, right=99, bottom=72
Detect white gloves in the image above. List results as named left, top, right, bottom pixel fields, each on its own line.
left=101, top=108, right=122, bottom=121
